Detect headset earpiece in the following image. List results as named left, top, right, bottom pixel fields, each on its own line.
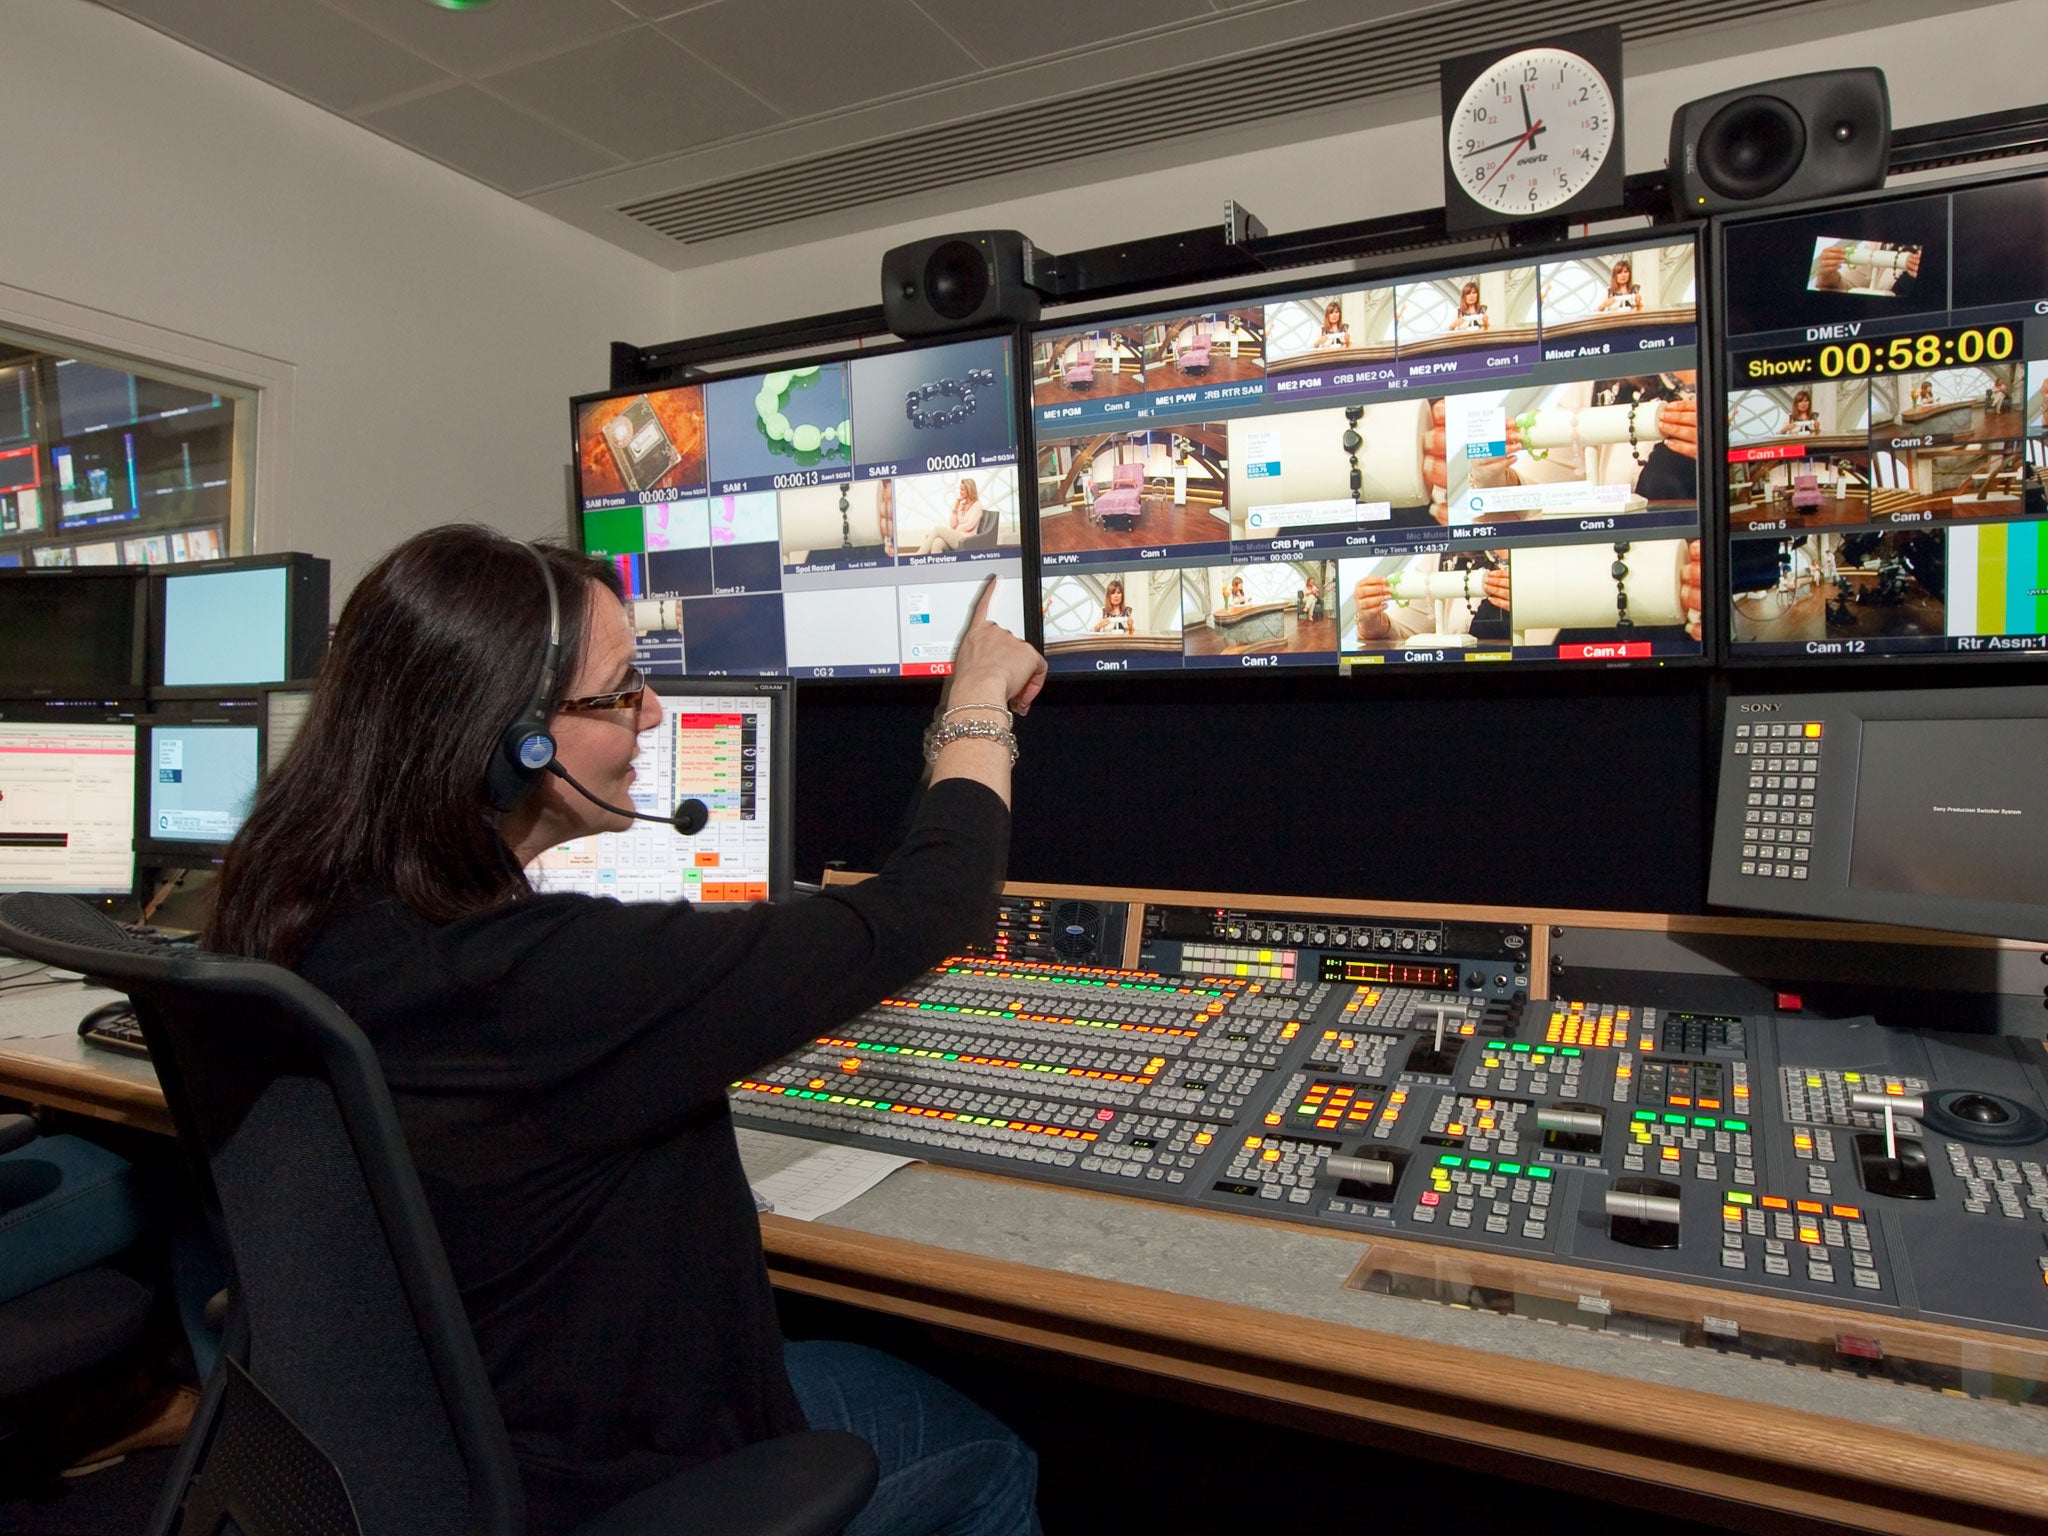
left=485, top=543, right=563, bottom=813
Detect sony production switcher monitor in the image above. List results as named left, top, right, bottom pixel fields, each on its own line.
left=1708, top=684, right=2048, bottom=942
left=573, top=334, right=1028, bottom=680
left=1028, top=230, right=1705, bottom=675
left=1718, top=166, right=2048, bottom=663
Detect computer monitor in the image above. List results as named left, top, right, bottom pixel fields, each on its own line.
left=258, top=683, right=313, bottom=774
left=0, top=569, right=147, bottom=698
left=134, top=697, right=262, bottom=871
left=0, top=712, right=138, bottom=897
left=1717, top=164, right=2047, bottom=663
left=528, top=677, right=791, bottom=905
left=151, top=553, right=330, bottom=692
left=573, top=333, right=1028, bottom=679
left=1707, top=684, right=2048, bottom=941
left=1029, top=229, right=1706, bottom=676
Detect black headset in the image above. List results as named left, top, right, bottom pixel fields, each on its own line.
left=484, top=541, right=562, bottom=813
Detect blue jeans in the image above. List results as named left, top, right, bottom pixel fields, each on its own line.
left=783, top=1340, right=1042, bottom=1536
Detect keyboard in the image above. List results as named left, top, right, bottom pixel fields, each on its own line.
left=78, top=1002, right=150, bottom=1058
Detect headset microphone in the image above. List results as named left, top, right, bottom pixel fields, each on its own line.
left=544, top=760, right=709, bottom=836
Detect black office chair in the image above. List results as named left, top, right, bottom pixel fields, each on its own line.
left=0, top=893, right=876, bottom=1536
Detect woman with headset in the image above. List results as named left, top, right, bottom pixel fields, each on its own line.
left=208, top=524, right=1048, bottom=1536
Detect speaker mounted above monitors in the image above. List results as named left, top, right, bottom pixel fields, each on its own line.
left=1669, top=68, right=1890, bottom=215
left=881, top=231, right=1046, bottom=338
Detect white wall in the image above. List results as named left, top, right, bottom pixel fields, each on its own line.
left=3, top=0, right=673, bottom=592
left=669, top=1, right=2048, bottom=333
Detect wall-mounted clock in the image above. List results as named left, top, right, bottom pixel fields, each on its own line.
left=1440, top=26, right=1626, bottom=234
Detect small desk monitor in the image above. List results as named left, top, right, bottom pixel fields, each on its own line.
left=0, top=569, right=147, bottom=699
left=135, top=699, right=261, bottom=871
left=151, top=553, right=330, bottom=693
left=1709, top=684, right=2048, bottom=941
left=0, top=715, right=139, bottom=897
left=528, top=677, right=791, bottom=905
left=258, top=683, right=313, bottom=773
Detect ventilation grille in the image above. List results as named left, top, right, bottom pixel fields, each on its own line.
left=620, top=0, right=1795, bottom=247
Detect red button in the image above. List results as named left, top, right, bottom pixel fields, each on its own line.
left=1420, top=1191, right=1440, bottom=1206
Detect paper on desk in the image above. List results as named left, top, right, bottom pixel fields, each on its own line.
left=749, top=1143, right=915, bottom=1222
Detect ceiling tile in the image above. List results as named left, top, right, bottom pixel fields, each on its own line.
left=323, top=0, right=638, bottom=77
left=99, top=0, right=450, bottom=112
left=910, top=0, right=1214, bottom=66
left=656, top=0, right=979, bottom=116
left=487, top=27, right=783, bottom=161
left=361, top=83, right=624, bottom=194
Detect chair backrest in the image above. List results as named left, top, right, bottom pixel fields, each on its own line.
left=0, top=893, right=522, bottom=1536
left=1110, top=463, right=1144, bottom=490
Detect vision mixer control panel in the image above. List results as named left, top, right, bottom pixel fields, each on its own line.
left=733, top=895, right=2048, bottom=1368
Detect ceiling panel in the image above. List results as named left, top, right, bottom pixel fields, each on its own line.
left=485, top=26, right=785, bottom=161
left=106, top=0, right=450, bottom=113
left=656, top=0, right=980, bottom=116
left=362, top=83, right=624, bottom=194
left=910, top=0, right=1224, bottom=67
left=324, top=0, right=639, bottom=77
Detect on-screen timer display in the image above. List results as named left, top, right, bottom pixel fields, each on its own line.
left=1448, top=48, right=1617, bottom=217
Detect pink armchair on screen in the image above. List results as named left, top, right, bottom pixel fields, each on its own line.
left=1177, top=333, right=1212, bottom=371
left=1063, top=349, right=1098, bottom=388
left=1093, top=463, right=1145, bottom=528
left=1791, top=473, right=1824, bottom=511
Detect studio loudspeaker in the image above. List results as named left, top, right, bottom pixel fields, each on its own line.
left=1668, top=68, right=1890, bottom=214
left=881, top=231, right=1042, bottom=337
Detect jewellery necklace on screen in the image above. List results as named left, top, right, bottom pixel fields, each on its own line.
left=1343, top=406, right=1365, bottom=502
left=1612, top=541, right=1634, bottom=634
left=755, top=367, right=851, bottom=460
left=906, top=367, right=996, bottom=430
left=839, top=485, right=852, bottom=549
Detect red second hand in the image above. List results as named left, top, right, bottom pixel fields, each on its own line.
left=1478, top=119, right=1543, bottom=194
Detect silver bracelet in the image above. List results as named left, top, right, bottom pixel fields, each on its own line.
left=939, top=701, right=1011, bottom=722
left=923, top=718, right=1019, bottom=764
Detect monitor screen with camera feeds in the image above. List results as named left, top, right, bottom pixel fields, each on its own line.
left=527, top=677, right=791, bottom=907
left=1027, top=230, right=1705, bottom=675
left=573, top=335, right=1025, bottom=680
left=1717, top=166, right=2048, bottom=664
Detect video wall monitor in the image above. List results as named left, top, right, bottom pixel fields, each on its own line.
left=528, top=677, right=791, bottom=906
left=0, top=713, right=138, bottom=897
left=135, top=697, right=261, bottom=871
left=1708, top=685, right=2048, bottom=942
left=572, top=334, right=1027, bottom=679
left=1718, top=166, right=2048, bottom=664
left=1028, top=232, right=1706, bottom=675
left=0, top=569, right=147, bottom=698
left=151, top=552, right=330, bottom=692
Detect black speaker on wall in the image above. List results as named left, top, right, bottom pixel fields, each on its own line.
left=1668, top=68, right=1890, bottom=214
left=881, top=231, right=1043, bottom=337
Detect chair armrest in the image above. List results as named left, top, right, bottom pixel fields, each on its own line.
left=0, top=1113, right=37, bottom=1156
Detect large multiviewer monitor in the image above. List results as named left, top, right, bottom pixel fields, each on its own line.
left=1718, top=165, right=2048, bottom=663
left=528, top=677, right=791, bottom=905
left=0, top=711, right=138, bottom=897
left=1708, top=684, right=2048, bottom=941
left=1029, top=229, right=1705, bottom=675
left=572, top=334, right=1028, bottom=680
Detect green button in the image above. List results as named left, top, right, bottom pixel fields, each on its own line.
left=1726, top=1119, right=1748, bottom=1132
left=1441, top=1155, right=1464, bottom=1167
left=1530, top=1166, right=1554, bottom=1180
left=1469, top=1159, right=1493, bottom=1171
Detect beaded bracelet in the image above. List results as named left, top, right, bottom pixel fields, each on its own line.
left=923, top=718, right=1019, bottom=764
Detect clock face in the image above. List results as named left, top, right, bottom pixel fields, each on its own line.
left=1449, top=47, right=1617, bottom=217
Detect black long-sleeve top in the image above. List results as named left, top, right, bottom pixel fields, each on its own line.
left=296, top=777, right=1010, bottom=1534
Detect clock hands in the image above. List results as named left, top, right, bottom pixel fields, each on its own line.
left=1520, top=82, right=1532, bottom=131
left=1477, top=118, right=1544, bottom=192
left=1462, top=126, right=1544, bottom=157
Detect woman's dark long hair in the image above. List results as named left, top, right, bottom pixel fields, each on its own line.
left=207, top=525, right=620, bottom=964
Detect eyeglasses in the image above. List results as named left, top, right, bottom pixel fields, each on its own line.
left=558, top=665, right=647, bottom=715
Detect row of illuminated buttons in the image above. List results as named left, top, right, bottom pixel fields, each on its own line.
left=1733, top=722, right=1824, bottom=739
left=1742, top=844, right=1811, bottom=866
left=1741, top=862, right=1809, bottom=880
left=1747, top=774, right=1817, bottom=792
left=1745, top=791, right=1816, bottom=809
